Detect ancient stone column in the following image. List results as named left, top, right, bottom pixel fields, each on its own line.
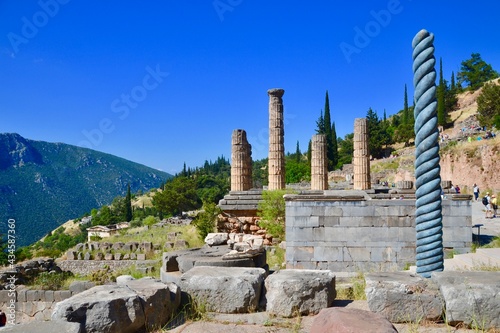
left=268, top=88, right=285, bottom=190
left=353, top=118, right=371, bottom=190
left=311, top=134, right=328, bottom=190
left=231, top=129, right=252, bottom=191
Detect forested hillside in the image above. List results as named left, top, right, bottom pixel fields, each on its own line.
left=0, top=133, right=172, bottom=246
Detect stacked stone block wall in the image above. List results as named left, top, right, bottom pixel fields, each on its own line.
left=57, top=259, right=158, bottom=276
left=0, top=289, right=81, bottom=324
left=285, top=192, right=472, bottom=272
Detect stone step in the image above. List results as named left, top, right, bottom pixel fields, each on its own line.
left=476, top=248, right=500, bottom=262
left=452, top=252, right=500, bottom=269
left=411, top=249, right=500, bottom=272
left=443, top=258, right=469, bottom=271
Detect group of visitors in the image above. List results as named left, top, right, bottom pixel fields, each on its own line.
left=472, top=183, right=497, bottom=218
left=481, top=190, right=498, bottom=219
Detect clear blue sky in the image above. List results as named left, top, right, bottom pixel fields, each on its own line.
left=1, top=1, right=499, bottom=174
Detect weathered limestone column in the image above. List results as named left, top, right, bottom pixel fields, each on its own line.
left=268, top=88, right=285, bottom=190
left=311, top=134, right=328, bottom=190
left=353, top=118, right=371, bottom=190
left=231, top=129, right=252, bottom=191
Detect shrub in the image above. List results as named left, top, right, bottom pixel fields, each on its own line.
left=31, top=271, right=73, bottom=290
left=257, top=190, right=294, bottom=240
left=194, top=202, right=221, bottom=239
left=130, top=218, right=143, bottom=228
left=143, top=215, right=159, bottom=227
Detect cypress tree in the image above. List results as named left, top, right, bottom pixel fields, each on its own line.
left=450, top=71, right=456, bottom=92
left=323, top=91, right=336, bottom=171
left=125, top=183, right=132, bottom=222
left=323, top=91, right=332, bottom=139
left=295, top=140, right=301, bottom=162
left=331, top=121, right=338, bottom=169
left=403, top=84, right=409, bottom=125
left=307, top=139, right=312, bottom=163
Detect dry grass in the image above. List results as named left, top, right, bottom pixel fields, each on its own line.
left=96, top=223, right=205, bottom=250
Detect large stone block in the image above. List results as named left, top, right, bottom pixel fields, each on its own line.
left=287, top=246, right=314, bottom=262
left=120, top=277, right=179, bottom=330
left=265, top=269, right=336, bottom=317
left=370, top=247, right=397, bottom=262
left=341, top=205, right=376, bottom=217
left=286, top=227, right=315, bottom=242
left=318, top=215, right=340, bottom=227
left=365, top=272, right=444, bottom=323
left=52, top=285, right=145, bottom=333
left=179, top=266, right=265, bottom=313
left=324, top=206, right=344, bottom=217
left=204, top=233, right=228, bottom=246
left=344, top=246, right=371, bottom=262
left=432, top=271, right=500, bottom=329
left=69, top=280, right=95, bottom=293
left=314, top=246, right=343, bottom=262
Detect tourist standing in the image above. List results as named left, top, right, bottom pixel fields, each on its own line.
left=483, top=192, right=492, bottom=218
left=492, top=195, right=498, bottom=218
left=473, top=183, right=480, bottom=201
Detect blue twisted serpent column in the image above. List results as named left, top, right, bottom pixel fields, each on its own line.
left=412, top=29, right=443, bottom=278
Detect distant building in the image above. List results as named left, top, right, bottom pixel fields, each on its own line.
left=79, top=216, right=92, bottom=226
left=87, top=222, right=129, bottom=242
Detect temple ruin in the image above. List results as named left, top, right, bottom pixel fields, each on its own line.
left=217, top=87, right=472, bottom=272
left=311, top=134, right=328, bottom=190
left=353, top=117, right=371, bottom=190
left=267, top=88, right=286, bottom=191
left=230, top=129, right=252, bottom=192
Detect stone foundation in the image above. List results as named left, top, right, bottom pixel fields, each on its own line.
left=285, top=190, right=472, bottom=272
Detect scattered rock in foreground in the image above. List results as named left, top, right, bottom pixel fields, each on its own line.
left=311, top=307, right=398, bottom=333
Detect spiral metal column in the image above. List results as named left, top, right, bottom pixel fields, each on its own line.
left=412, top=29, right=443, bottom=278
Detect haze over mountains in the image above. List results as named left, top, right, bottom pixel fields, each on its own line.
left=0, top=133, right=172, bottom=246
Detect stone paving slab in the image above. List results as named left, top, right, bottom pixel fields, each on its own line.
left=166, top=301, right=481, bottom=333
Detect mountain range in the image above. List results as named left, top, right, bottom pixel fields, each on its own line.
left=0, top=133, right=172, bottom=246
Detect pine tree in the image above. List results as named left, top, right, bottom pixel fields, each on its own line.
left=315, top=110, right=325, bottom=134
left=458, top=53, right=499, bottom=90
left=437, top=58, right=446, bottom=126
left=366, top=108, right=383, bottom=158
left=125, top=183, right=132, bottom=222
